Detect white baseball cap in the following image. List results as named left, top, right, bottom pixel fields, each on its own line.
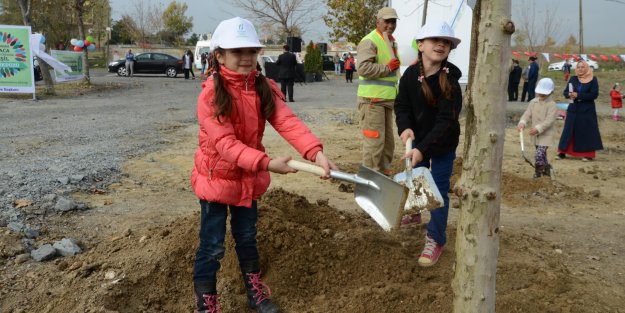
left=535, top=78, right=555, bottom=95
left=415, top=20, right=461, bottom=49
left=210, top=17, right=265, bottom=51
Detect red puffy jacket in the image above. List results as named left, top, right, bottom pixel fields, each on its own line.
left=191, top=66, right=322, bottom=207
left=610, top=89, right=623, bottom=109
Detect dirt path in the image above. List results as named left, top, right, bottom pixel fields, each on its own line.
left=1, top=73, right=624, bottom=312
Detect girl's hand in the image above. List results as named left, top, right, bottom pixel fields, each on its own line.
left=402, top=148, right=424, bottom=167
left=399, top=129, right=415, bottom=144
left=529, top=127, right=539, bottom=136
left=569, top=91, right=577, bottom=100
left=314, top=151, right=338, bottom=179
left=268, top=156, right=298, bottom=174
left=517, top=124, right=525, bottom=132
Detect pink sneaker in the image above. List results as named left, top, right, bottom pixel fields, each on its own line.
left=418, top=235, right=443, bottom=267
left=400, top=213, right=422, bottom=227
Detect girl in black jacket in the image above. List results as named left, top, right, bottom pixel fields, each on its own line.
left=394, top=20, right=463, bottom=267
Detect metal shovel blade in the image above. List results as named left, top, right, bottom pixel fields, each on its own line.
left=393, top=167, right=444, bottom=212
left=287, top=160, right=408, bottom=231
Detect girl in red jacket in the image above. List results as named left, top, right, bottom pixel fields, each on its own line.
left=191, top=17, right=336, bottom=313
left=610, top=83, right=624, bottom=121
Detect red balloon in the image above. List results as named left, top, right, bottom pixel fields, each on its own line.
left=73, top=45, right=83, bottom=52
left=572, top=54, right=579, bottom=60
left=589, top=54, right=598, bottom=61
left=612, top=54, right=620, bottom=63
left=523, top=51, right=531, bottom=56
left=600, top=55, right=609, bottom=61
left=84, top=40, right=90, bottom=47
left=512, top=51, right=520, bottom=57
left=554, top=53, right=562, bottom=59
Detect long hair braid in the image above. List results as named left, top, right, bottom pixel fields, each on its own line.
left=417, top=51, right=435, bottom=106
left=255, top=63, right=276, bottom=119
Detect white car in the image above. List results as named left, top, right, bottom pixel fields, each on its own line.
left=548, top=59, right=599, bottom=71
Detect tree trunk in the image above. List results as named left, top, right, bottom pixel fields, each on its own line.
left=452, top=1, right=512, bottom=312
left=75, top=0, right=91, bottom=84
left=17, top=0, right=56, bottom=95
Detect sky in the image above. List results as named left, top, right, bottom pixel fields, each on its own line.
left=108, top=0, right=625, bottom=47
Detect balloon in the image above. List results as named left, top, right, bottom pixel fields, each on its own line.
left=73, top=45, right=83, bottom=52
left=512, top=51, right=520, bottom=57
left=84, top=40, right=90, bottom=47
left=589, top=54, right=598, bottom=61
left=86, top=35, right=94, bottom=42
left=554, top=53, right=562, bottom=59
left=40, top=34, right=45, bottom=44
left=70, top=38, right=78, bottom=45
left=87, top=44, right=96, bottom=51
left=612, top=55, right=620, bottom=63
left=600, top=55, right=609, bottom=61
left=523, top=51, right=531, bottom=56
left=77, top=40, right=84, bottom=48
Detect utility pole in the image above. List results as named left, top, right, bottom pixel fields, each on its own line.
left=422, top=0, right=429, bottom=26
left=579, top=0, right=584, bottom=54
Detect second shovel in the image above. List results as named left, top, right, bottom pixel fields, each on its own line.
left=393, top=139, right=444, bottom=212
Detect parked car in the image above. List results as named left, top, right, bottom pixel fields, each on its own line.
left=322, top=55, right=344, bottom=72
left=548, top=59, right=599, bottom=71
left=108, top=52, right=183, bottom=77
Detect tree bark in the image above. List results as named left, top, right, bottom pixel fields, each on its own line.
left=75, top=0, right=91, bottom=84
left=17, top=0, right=56, bottom=95
left=452, top=1, right=512, bottom=312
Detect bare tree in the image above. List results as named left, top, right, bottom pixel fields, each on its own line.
left=233, top=0, right=319, bottom=38
left=16, top=0, right=55, bottom=95
left=147, top=2, right=165, bottom=44
left=74, top=0, right=91, bottom=84
left=515, top=0, right=563, bottom=52
left=132, top=0, right=150, bottom=45
left=452, top=0, right=513, bottom=312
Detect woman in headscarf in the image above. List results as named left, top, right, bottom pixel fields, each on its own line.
left=556, top=60, right=603, bottom=161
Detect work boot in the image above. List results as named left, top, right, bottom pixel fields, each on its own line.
left=241, top=262, right=280, bottom=313
left=533, top=166, right=544, bottom=179
left=194, top=281, right=220, bottom=313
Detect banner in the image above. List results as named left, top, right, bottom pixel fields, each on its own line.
left=0, top=25, right=34, bottom=93
left=50, top=50, right=83, bottom=82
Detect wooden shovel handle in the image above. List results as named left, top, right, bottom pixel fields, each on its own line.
left=405, top=138, right=413, bottom=169
left=287, top=160, right=326, bottom=176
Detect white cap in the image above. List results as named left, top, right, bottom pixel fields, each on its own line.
left=535, top=78, right=555, bottom=95
left=210, top=17, right=265, bottom=51
left=415, top=20, right=461, bottom=49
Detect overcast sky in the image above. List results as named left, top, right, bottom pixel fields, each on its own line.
left=109, top=0, right=625, bottom=47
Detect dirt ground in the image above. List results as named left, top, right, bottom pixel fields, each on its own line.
left=1, top=74, right=625, bottom=313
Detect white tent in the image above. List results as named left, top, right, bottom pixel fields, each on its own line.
left=390, top=0, right=473, bottom=84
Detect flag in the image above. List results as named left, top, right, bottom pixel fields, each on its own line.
left=542, top=52, right=550, bottom=62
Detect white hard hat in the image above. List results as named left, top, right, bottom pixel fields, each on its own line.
left=535, top=78, right=555, bottom=95
left=415, top=20, right=461, bottom=49
left=210, top=17, right=265, bottom=51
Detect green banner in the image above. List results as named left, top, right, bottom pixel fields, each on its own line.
left=51, top=50, right=84, bottom=82
left=0, top=25, right=34, bottom=93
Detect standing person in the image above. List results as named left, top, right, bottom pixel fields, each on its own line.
left=200, top=52, right=208, bottom=80
left=125, top=49, right=135, bottom=77
left=556, top=60, right=603, bottom=161
left=527, top=56, right=539, bottom=101
left=182, top=49, right=195, bottom=80
left=394, top=20, right=462, bottom=267
left=344, top=53, right=355, bottom=83
left=517, top=78, right=558, bottom=178
left=610, top=83, right=624, bottom=121
left=333, top=52, right=341, bottom=75
left=191, top=17, right=337, bottom=313
left=275, top=44, right=297, bottom=102
left=520, top=62, right=530, bottom=101
left=356, top=6, right=401, bottom=175
left=562, top=58, right=572, bottom=81
left=508, top=59, right=522, bottom=101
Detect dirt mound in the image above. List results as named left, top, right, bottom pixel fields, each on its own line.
left=2, top=189, right=613, bottom=313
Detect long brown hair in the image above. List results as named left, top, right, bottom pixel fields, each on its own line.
left=211, top=48, right=276, bottom=122
left=417, top=50, right=455, bottom=106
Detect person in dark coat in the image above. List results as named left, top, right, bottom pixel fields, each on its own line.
left=508, top=59, right=522, bottom=101
left=527, top=56, right=539, bottom=101
left=556, top=60, right=603, bottom=161
left=275, top=44, right=297, bottom=102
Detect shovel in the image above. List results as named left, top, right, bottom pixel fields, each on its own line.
left=287, top=160, right=408, bottom=231
left=393, top=139, right=444, bottom=212
left=519, top=131, right=535, bottom=168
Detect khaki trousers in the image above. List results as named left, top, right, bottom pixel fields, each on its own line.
left=358, top=98, right=395, bottom=173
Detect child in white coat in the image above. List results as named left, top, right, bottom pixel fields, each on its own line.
left=518, top=78, right=558, bottom=178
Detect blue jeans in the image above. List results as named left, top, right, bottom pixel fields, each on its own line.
left=334, top=63, right=341, bottom=75
left=193, top=200, right=259, bottom=283
left=415, top=151, right=455, bottom=246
